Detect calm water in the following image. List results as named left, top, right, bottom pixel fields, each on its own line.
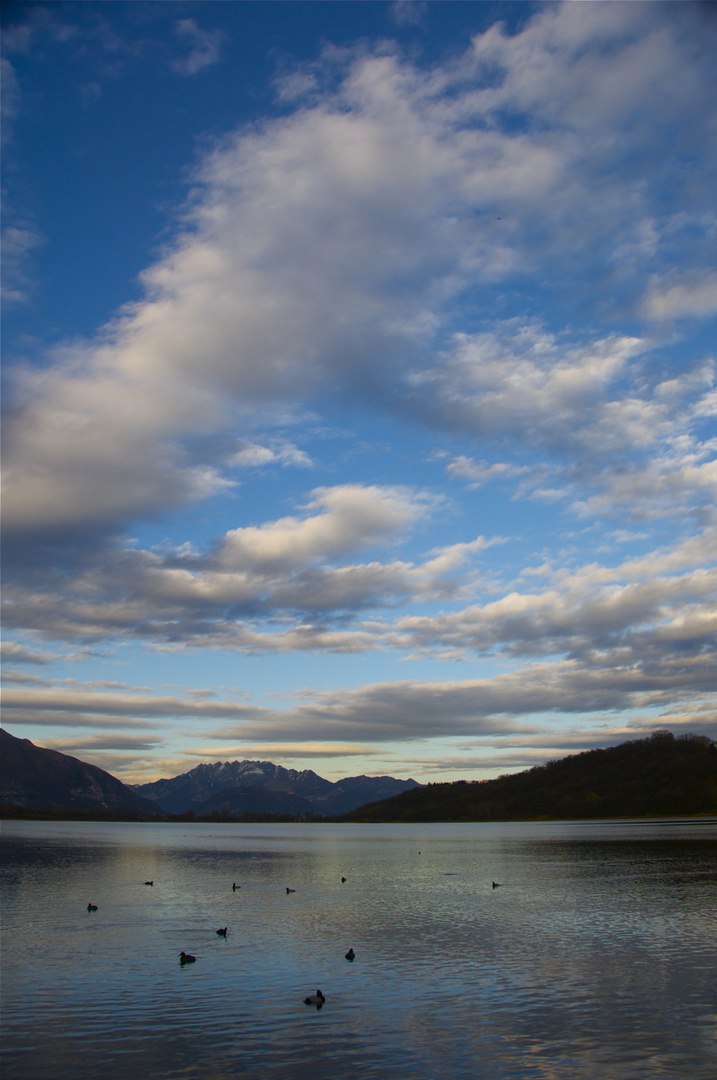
left=1, top=819, right=715, bottom=1080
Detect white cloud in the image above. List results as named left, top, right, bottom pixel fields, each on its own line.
left=5, top=3, right=715, bottom=541
left=446, top=456, right=530, bottom=488
left=1, top=222, right=43, bottom=304
left=414, top=326, right=651, bottom=450
left=642, top=273, right=717, bottom=321
left=218, top=485, right=428, bottom=571
left=229, top=440, right=312, bottom=469
left=0, top=641, right=56, bottom=665
left=172, top=19, right=224, bottom=76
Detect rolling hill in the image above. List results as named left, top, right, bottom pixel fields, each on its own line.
left=340, top=732, right=717, bottom=822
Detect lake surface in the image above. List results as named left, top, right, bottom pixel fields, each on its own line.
left=1, top=819, right=716, bottom=1080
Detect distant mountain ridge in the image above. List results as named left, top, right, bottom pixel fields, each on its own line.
left=0, top=729, right=156, bottom=815
left=130, top=759, right=421, bottom=816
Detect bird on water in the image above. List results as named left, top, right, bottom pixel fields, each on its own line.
left=87, top=903, right=98, bottom=912
left=179, top=952, right=196, bottom=964
left=144, top=881, right=153, bottom=886
left=492, top=881, right=501, bottom=888
left=341, top=876, right=347, bottom=883
left=286, top=887, right=296, bottom=893
left=232, top=882, right=240, bottom=891
left=304, top=990, right=326, bottom=1007
left=345, top=948, right=355, bottom=961
left=216, top=927, right=228, bottom=937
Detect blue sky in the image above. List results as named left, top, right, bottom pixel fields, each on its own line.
left=2, top=0, right=716, bottom=786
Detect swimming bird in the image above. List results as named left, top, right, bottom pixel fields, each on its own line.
left=345, top=948, right=355, bottom=961
left=492, top=881, right=501, bottom=888
left=232, top=882, right=239, bottom=891
left=144, top=881, right=153, bottom=886
left=216, top=927, right=227, bottom=937
left=87, top=903, right=98, bottom=912
left=286, top=887, right=296, bottom=893
left=341, top=876, right=347, bottom=883
left=304, top=990, right=326, bottom=1007
left=179, top=952, right=196, bottom=964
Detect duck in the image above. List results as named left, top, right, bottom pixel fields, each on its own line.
left=144, top=881, right=154, bottom=886
left=492, top=881, right=501, bottom=889
left=304, top=990, right=326, bottom=1006
left=179, top=952, right=196, bottom=964
left=87, top=903, right=98, bottom=912
left=345, top=948, right=355, bottom=961
left=232, top=882, right=239, bottom=891
left=286, top=887, right=296, bottom=893
left=216, top=927, right=228, bottom=937
left=341, top=876, right=347, bottom=883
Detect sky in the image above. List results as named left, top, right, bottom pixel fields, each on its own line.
left=2, top=0, right=716, bottom=788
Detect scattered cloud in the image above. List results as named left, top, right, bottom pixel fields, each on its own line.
left=1, top=223, right=44, bottom=305
left=642, top=273, right=717, bottom=321
left=2, top=2, right=715, bottom=779
left=389, top=2, right=429, bottom=29
left=172, top=19, right=224, bottom=76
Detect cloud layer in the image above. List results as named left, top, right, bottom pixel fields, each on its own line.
left=2, top=2, right=715, bottom=779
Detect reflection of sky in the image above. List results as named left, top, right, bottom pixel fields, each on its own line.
left=1, top=821, right=716, bottom=1079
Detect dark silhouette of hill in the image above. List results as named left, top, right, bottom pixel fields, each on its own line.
left=340, top=733, right=717, bottom=822
left=0, top=729, right=157, bottom=815
left=131, top=759, right=420, bottom=816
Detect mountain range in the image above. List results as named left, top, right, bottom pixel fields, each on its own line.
left=3, top=728, right=714, bottom=822
left=0, top=729, right=419, bottom=818
left=130, top=759, right=420, bottom=816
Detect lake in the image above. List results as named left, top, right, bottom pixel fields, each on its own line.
left=1, top=818, right=715, bottom=1079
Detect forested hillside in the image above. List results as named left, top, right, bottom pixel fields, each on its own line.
left=341, top=733, right=717, bottom=822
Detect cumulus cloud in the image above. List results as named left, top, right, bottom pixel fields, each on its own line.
left=229, top=440, right=312, bottom=469
left=642, top=273, right=717, bottom=321
left=1, top=483, right=494, bottom=644
left=4, top=2, right=716, bottom=544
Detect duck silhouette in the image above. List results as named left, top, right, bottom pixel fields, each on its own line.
left=232, top=882, right=239, bottom=891
left=304, top=990, right=325, bottom=1007
left=216, top=927, right=227, bottom=937
left=179, top=952, right=196, bottom=964
left=144, top=881, right=153, bottom=886
left=341, top=876, right=347, bottom=883
left=286, top=887, right=296, bottom=893
left=492, top=881, right=501, bottom=888
left=345, top=948, right=355, bottom=961
left=87, top=903, right=98, bottom=912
